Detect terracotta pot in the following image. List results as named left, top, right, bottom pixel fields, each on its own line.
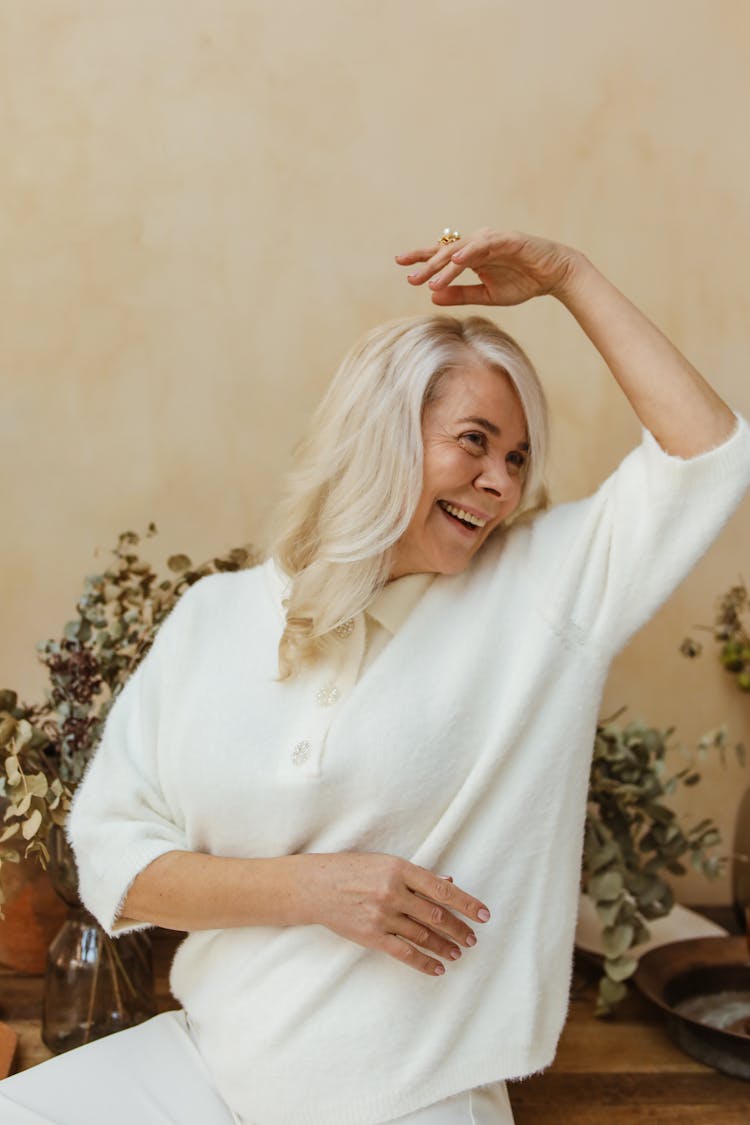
left=0, top=853, right=68, bottom=974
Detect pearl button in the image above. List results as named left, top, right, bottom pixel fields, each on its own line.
left=333, top=619, right=354, bottom=639
left=292, top=740, right=311, bottom=765
left=315, top=684, right=340, bottom=707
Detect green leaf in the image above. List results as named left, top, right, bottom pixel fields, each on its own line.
left=0, top=715, right=16, bottom=747
left=588, top=841, right=620, bottom=873
left=632, top=918, right=651, bottom=946
left=9, top=793, right=32, bottom=817
left=5, top=756, right=21, bottom=785
left=595, top=899, right=624, bottom=927
left=26, top=773, right=48, bottom=799
left=600, top=975, right=628, bottom=1003
left=690, top=819, right=713, bottom=835
left=16, top=720, right=33, bottom=747
left=604, top=955, right=638, bottom=982
left=589, top=871, right=624, bottom=902
left=633, top=874, right=672, bottom=908
left=167, top=554, right=192, bottom=573
left=0, top=690, right=18, bottom=713
left=21, top=808, right=42, bottom=840
left=602, top=923, right=635, bottom=958
left=643, top=803, right=675, bottom=823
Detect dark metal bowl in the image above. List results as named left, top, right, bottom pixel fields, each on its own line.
left=634, top=936, right=750, bottom=1081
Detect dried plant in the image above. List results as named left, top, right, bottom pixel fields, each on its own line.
left=0, top=525, right=258, bottom=913
left=682, top=580, right=750, bottom=694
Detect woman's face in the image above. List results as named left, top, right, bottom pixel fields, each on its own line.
left=390, top=362, right=529, bottom=579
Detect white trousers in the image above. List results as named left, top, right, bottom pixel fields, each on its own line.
left=0, top=1011, right=515, bottom=1124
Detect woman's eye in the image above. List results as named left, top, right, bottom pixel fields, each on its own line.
left=459, top=432, right=486, bottom=452
left=507, top=451, right=527, bottom=471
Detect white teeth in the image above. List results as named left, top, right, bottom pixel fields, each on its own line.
left=439, top=501, right=487, bottom=528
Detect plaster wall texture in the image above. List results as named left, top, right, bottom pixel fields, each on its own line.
left=1, top=0, right=748, bottom=903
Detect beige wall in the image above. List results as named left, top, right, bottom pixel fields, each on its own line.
left=2, top=0, right=748, bottom=904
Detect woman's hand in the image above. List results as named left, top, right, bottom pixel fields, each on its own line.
left=397, top=224, right=735, bottom=457
left=396, top=227, right=579, bottom=308
left=298, top=851, right=489, bottom=976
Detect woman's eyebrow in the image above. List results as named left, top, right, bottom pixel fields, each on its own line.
left=457, top=415, right=501, bottom=436
left=457, top=416, right=529, bottom=450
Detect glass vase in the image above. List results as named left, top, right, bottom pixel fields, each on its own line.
left=41, top=826, right=156, bottom=1054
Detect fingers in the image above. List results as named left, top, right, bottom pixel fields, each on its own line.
left=399, top=915, right=464, bottom=963
left=381, top=933, right=448, bottom=976
left=394, top=247, right=438, bottom=266
left=395, top=239, right=470, bottom=284
left=396, top=229, right=519, bottom=292
left=406, top=863, right=491, bottom=928
left=404, top=252, right=465, bottom=285
left=406, top=892, right=478, bottom=949
left=430, top=284, right=490, bottom=307
left=396, top=233, right=492, bottom=308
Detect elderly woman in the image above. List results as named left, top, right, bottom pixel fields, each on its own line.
left=1, top=228, right=748, bottom=1125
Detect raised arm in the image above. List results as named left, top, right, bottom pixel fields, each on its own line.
left=396, top=228, right=736, bottom=458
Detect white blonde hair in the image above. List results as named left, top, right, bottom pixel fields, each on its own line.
left=268, top=314, right=549, bottom=679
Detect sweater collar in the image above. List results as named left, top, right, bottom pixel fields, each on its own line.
left=265, top=559, right=434, bottom=636
left=366, top=573, right=434, bottom=636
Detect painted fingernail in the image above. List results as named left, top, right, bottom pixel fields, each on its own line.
left=449, top=948, right=461, bottom=960
left=434, top=964, right=445, bottom=975
left=465, top=933, right=477, bottom=947
left=477, top=908, right=491, bottom=922
left=428, top=275, right=442, bottom=288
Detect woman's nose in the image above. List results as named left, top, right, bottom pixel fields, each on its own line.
left=476, top=458, right=515, bottom=496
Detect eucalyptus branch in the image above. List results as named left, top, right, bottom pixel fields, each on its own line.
left=584, top=717, right=743, bottom=1016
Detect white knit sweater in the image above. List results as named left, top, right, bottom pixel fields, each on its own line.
left=68, top=419, right=750, bottom=1125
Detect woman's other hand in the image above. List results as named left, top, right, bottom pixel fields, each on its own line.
left=298, top=851, right=489, bottom=976
left=396, top=227, right=577, bottom=307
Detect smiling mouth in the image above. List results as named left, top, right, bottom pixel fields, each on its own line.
left=437, top=500, right=486, bottom=532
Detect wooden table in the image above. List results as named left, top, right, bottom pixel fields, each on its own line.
left=510, top=953, right=749, bottom=1124
left=1, top=920, right=748, bottom=1123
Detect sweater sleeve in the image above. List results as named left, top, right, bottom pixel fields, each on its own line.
left=65, top=588, right=195, bottom=937
left=526, top=414, right=750, bottom=657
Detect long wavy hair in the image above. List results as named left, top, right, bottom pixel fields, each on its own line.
left=268, top=314, right=549, bottom=679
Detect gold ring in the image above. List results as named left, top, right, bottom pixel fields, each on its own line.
left=438, top=228, right=461, bottom=245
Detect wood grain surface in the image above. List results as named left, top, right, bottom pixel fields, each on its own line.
left=0, top=926, right=747, bottom=1123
